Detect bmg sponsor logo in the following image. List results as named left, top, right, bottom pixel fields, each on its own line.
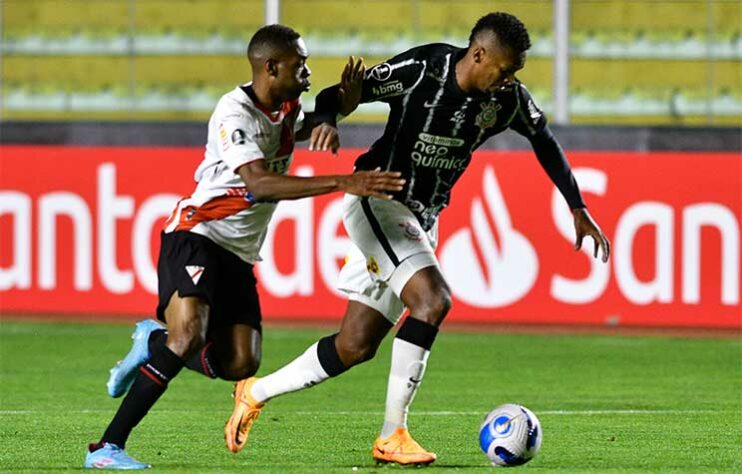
left=371, top=81, right=404, bottom=97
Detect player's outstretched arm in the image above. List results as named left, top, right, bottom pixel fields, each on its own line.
left=338, top=55, right=366, bottom=116
left=311, top=55, right=373, bottom=125
left=572, top=207, right=611, bottom=262
left=294, top=57, right=366, bottom=154
left=338, top=167, right=404, bottom=200
left=517, top=122, right=610, bottom=263
left=528, top=129, right=611, bottom=263
left=237, top=160, right=404, bottom=202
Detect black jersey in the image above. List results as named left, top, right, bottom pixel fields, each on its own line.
left=317, top=43, right=585, bottom=230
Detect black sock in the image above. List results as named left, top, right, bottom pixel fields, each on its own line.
left=148, top=328, right=167, bottom=354
left=397, top=317, right=439, bottom=350
left=185, top=342, right=219, bottom=379
left=150, top=329, right=219, bottom=379
left=317, top=333, right=348, bottom=377
left=100, top=344, right=184, bottom=448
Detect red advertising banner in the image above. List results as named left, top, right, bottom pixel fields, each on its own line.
left=1, top=146, right=740, bottom=328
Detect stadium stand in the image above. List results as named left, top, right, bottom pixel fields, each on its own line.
left=1, top=0, right=740, bottom=124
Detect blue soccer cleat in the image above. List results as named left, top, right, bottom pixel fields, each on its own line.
left=84, top=443, right=151, bottom=470
left=107, top=319, right=164, bottom=398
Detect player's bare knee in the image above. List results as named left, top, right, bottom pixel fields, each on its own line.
left=356, top=343, right=379, bottom=364
left=419, top=291, right=452, bottom=326
left=439, top=291, right=453, bottom=316
left=337, top=339, right=378, bottom=367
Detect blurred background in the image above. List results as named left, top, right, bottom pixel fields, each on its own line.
left=2, top=0, right=741, bottom=126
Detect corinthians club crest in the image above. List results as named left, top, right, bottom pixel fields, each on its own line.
left=475, top=101, right=501, bottom=129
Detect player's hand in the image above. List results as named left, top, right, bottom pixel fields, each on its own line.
left=308, top=122, right=340, bottom=154
left=338, top=56, right=366, bottom=116
left=338, top=168, right=405, bottom=200
left=572, top=208, right=610, bottom=263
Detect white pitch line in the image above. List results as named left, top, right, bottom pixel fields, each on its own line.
left=0, top=409, right=718, bottom=416
left=298, top=409, right=717, bottom=416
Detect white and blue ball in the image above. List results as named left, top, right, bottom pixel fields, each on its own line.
left=479, top=403, right=542, bottom=467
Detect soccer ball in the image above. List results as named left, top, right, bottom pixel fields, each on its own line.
left=478, top=403, right=542, bottom=467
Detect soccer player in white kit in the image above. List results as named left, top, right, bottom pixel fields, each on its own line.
left=84, top=25, right=404, bottom=470
left=226, top=13, right=611, bottom=466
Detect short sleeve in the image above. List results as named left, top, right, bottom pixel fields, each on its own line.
left=216, top=111, right=264, bottom=173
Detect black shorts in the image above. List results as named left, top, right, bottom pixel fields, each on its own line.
left=156, top=231, right=262, bottom=333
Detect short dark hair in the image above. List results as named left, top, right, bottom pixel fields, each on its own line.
left=247, top=24, right=301, bottom=58
left=469, top=12, right=531, bottom=53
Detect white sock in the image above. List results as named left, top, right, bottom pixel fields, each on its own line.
left=380, top=338, right=430, bottom=438
left=250, top=342, right=329, bottom=403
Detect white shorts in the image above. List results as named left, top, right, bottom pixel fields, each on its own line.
left=336, top=194, right=440, bottom=324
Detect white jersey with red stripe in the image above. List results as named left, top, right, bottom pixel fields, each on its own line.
left=164, top=83, right=305, bottom=263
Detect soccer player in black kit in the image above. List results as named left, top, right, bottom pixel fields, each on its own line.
left=226, top=12, right=611, bottom=465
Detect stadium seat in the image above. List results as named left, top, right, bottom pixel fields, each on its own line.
left=1, top=0, right=740, bottom=124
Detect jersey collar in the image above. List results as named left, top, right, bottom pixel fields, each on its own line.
left=240, top=83, right=284, bottom=123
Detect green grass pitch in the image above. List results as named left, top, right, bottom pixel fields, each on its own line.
left=1, top=320, right=740, bottom=472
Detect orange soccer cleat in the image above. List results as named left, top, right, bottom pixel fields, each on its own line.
left=372, top=427, right=437, bottom=466
left=224, top=377, right=264, bottom=454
